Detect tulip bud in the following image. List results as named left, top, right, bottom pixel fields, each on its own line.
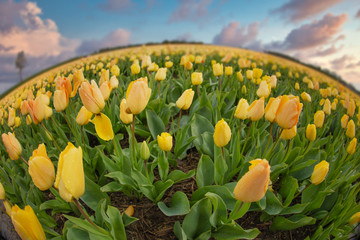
left=252, top=68, right=263, bottom=79
left=301, top=92, right=311, bottom=102
left=347, top=138, right=357, bottom=155
left=212, top=63, right=223, bottom=76
left=310, top=160, right=329, bottom=185
left=141, top=55, right=151, bottom=69
left=265, top=97, right=281, bottom=122
left=241, top=85, right=247, bottom=94
left=155, top=68, right=167, bottom=81
left=349, top=212, right=360, bottom=225
left=248, top=97, right=264, bottom=121
left=28, top=144, right=55, bottom=191
left=26, top=115, right=32, bottom=125
left=140, top=141, right=150, bottom=160
left=234, top=98, right=249, bottom=120
left=125, top=77, right=152, bottom=115
left=341, top=114, right=349, bottom=129
left=53, top=89, right=69, bottom=112
left=225, top=66, right=233, bottom=75
left=79, top=80, right=105, bottom=114
left=280, top=126, right=297, bottom=140
left=2, top=132, right=22, bottom=160
left=195, top=55, right=203, bottom=64
left=346, top=120, right=355, bottom=138
left=100, top=81, right=111, bottom=101
left=236, top=71, right=244, bottom=82
left=14, top=117, right=21, bottom=127
left=306, top=124, right=316, bottom=142
left=131, top=60, right=141, bottom=75
left=20, top=100, right=29, bottom=116
left=0, top=182, right=5, bottom=199
left=213, top=119, right=231, bottom=147
left=233, top=159, right=270, bottom=202
left=268, top=75, right=277, bottom=89
left=157, top=132, right=173, bottom=151
left=8, top=107, right=15, bottom=127
left=295, top=82, right=300, bottom=90
left=54, top=143, right=84, bottom=202
left=11, top=205, right=46, bottom=240
left=76, top=106, right=93, bottom=125
left=275, top=95, right=303, bottom=129
left=256, top=81, right=271, bottom=98
left=246, top=70, right=253, bottom=79
left=323, top=99, right=331, bottom=115
left=165, top=61, right=173, bottom=68
left=191, top=72, right=203, bottom=86
left=110, top=75, right=119, bottom=89
left=176, top=89, right=195, bottom=110
left=314, top=110, right=325, bottom=128
left=110, top=64, right=120, bottom=77
left=148, top=62, right=159, bottom=72
left=347, top=99, right=356, bottom=117
left=91, top=113, right=114, bottom=141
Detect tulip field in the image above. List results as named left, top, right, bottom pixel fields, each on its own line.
left=1, top=44, right=360, bottom=239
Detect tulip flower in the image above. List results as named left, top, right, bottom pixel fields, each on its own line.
left=120, top=99, right=133, bottom=124
left=155, top=68, right=167, bottom=81
left=176, top=89, right=195, bottom=110
left=71, top=69, right=85, bottom=97
left=79, top=80, right=105, bottom=114
left=310, top=160, right=329, bottom=185
left=141, top=55, right=151, bottom=69
left=341, top=114, right=349, bottom=129
left=347, top=99, right=355, bottom=117
left=347, top=138, right=357, bottom=155
left=131, top=60, right=141, bottom=75
left=8, top=107, right=15, bottom=127
left=323, top=99, right=331, bottom=115
left=233, top=159, right=270, bottom=202
left=140, top=141, right=150, bottom=160
left=213, top=119, right=231, bottom=148
left=306, top=124, right=316, bottom=142
left=225, top=66, right=233, bottom=75
left=2, top=132, right=22, bottom=160
left=268, top=75, right=277, bottom=88
left=148, top=62, right=159, bottom=72
left=236, top=71, right=244, bottom=82
left=246, top=70, right=253, bottom=80
left=265, top=97, right=281, bottom=122
left=275, top=95, right=302, bottom=129
left=125, top=77, right=152, bottom=115
left=11, top=205, right=46, bottom=240
left=54, top=142, right=84, bottom=202
left=76, top=106, right=93, bottom=125
left=111, top=64, right=120, bottom=77
left=91, top=113, right=114, bottom=141
left=252, top=68, right=263, bottom=80
left=55, top=76, right=72, bottom=97
left=241, top=85, right=247, bottom=94
left=157, top=132, right=173, bottom=152
left=191, top=72, right=203, bottom=86
left=256, top=81, right=271, bottom=98
left=234, top=98, right=249, bottom=120
left=165, top=61, right=173, bottom=68
left=301, top=92, right=311, bottom=102
left=248, top=97, right=264, bottom=122
left=314, top=110, right=325, bottom=128
left=280, top=126, right=297, bottom=140
left=0, top=182, right=5, bottom=200
left=28, top=143, right=55, bottom=191
left=295, top=82, right=300, bottom=90
left=53, top=88, right=69, bottom=112
left=110, top=75, right=119, bottom=89
left=346, top=120, right=355, bottom=138
left=349, top=212, right=360, bottom=225
left=212, top=63, right=223, bottom=76
left=100, top=81, right=111, bottom=101
left=20, top=100, right=29, bottom=115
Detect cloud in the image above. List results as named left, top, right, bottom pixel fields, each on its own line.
left=330, top=55, right=354, bottom=69
left=76, top=28, right=131, bottom=55
left=313, top=45, right=342, bottom=57
left=99, top=0, right=132, bottom=12
left=169, top=0, right=212, bottom=22
left=356, top=9, right=360, bottom=18
left=266, top=13, right=347, bottom=51
left=273, top=0, right=345, bottom=22
left=213, top=21, right=259, bottom=47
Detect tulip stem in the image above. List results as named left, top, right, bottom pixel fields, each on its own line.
left=197, top=85, right=200, bottom=99
left=40, top=122, right=61, bottom=152
left=294, top=184, right=310, bottom=199
left=241, top=122, right=252, bottom=155
left=266, top=128, right=282, bottom=160
left=263, top=123, right=273, bottom=157
left=20, top=156, right=29, bottom=166
left=73, top=198, right=99, bottom=229
left=238, top=121, right=242, bottom=137
left=221, top=147, right=225, bottom=160
left=176, top=110, right=182, bottom=137
left=131, top=118, right=137, bottom=168
left=50, top=116, right=59, bottom=128
left=81, top=126, right=89, bottom=158
left=303, top=141, right=310, bottom=154
left=158, top=81, right=161, bottom=98
left=62, top=112, right=76, bottom=139
left=219, top=76, right=222, bottom=95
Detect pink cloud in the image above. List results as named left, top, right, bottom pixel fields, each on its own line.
left=273, top=0, right=345, bottom=22
left=213, top=21, right=259, bottom=47
left=356, top=9, right=360, bottom=18
left=330, top=55, right=355, bottom=69
left=169, top=0, right=212, bottom=22
left=313, top=45, right=342, bottom=57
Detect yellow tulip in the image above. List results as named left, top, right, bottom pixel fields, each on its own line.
left=155, top=68, right=167, bottom=81
left=100, top=81, right=112, bottom=101
left=28, top=143, right=55, bottom=191
left=295, top=82, right=300, bottom=90
left=2, top=132, right=22, bottom=160
left=346, top=120, right=355, bottom=138
left=125, top=77, right=152, bottom=115
left=0, top=182, right=5, bottom=199
left=213, top=119, right=231, bottom=147
left=53, top=88, right=69, bottom=112
left=131, top=60, right=141, bottom=74
left=110, top=64, right=120, bottom=77
left=91, top=113, right=114, bottom=141
left=306, top=124, right=316, bottom=142
left=20, top=100, right=29, bottom=116
left=157, top=132, right=173, bottom=151
left=265, top=97, right=281, bottom=122
left=165, top=61, right=173, bottom=68
left=14, top=117, right=21, bottom=127
left=11, top=205, right=46, bottom=240
left=323, top=99, right=331, bottom=115
left=276, top=72, right=281, bottom=78
left=110, top=75, right=119, bottom=89
left=341, top=114, right=349, bottom=129
left=246, top=70, right=253, bottom=79
left=120, top=99, right=133, bottom=124
left=241, top=85, right=247, bottom=94
left=54, top=143, right=84, bottom=202
left=76, top=106, right=93, bottom=125
left=212, top=63, right=223, bottom=76
left=195, top=55, right=203, bottom=64
left=141, top=55, right=152, bottom=69
left=236, top=71, right=244, bottom=82
left=248, top=97, right=264, bottom=121
left=280, top=126, right=297, bottom=140
left=225, top=66, right=233, bottom=75
left=248, top=159, right=263, bottom=171
left=349, top=212, right=360, bottom=225
left=253, top=68, right=263, bottom=79
left=99, top=69, right=109, bottom=87
left=191, top=72, right=203, bottom=85
left=176, top=89, right=195, bottom=110
left=233, top=159, right=270, bottom=202
left=275, top=95, right=303, bottom=129
left=314, top=110, right=325, bottom=128
left=256, top=81, right=271, bottom=98
left=148, top=62, right=159, bottom=72
left=8, top=107, right=15, bottom=127
left=301, top=92, right=311, bottom=102
left=79, top=80, right=105, bottom=114
left=347, top=99, right=355, bottom=117
left=234, top=98, right=249, bottom=120
left=71, top=69, right=84, bottom=97
left=347, top=138, right=357, bottom=155
left=3, top=199, right=12, bottom=216
left=268, top=75, right=277, bottom=89
left=308, top=81, right=314, bottom=89
left=319, top=99, right=325, bottom=106
left=310, top=160, right=329, bottom=185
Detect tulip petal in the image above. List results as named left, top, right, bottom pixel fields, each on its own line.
left=28, top=156, right=55, bottom=191
left=62, top=146, right=84, bottom=199
left=91, top=113, right=114, bottom=141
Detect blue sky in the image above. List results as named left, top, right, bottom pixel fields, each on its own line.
left=0, top=0, right=360, bottom=93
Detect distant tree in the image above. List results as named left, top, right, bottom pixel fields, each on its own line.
left=15, top=51, right=26, bottom=81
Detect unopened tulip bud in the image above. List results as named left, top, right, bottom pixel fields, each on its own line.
left=348, top=100, right=356, bottom=117
left=233, top=159, right=270, bottom=202
left=346, top=120, right=355, bottom=138
left=2, top=132, right=22, bottom=160
left=176, top=89, right=195, bottom=110
left=236, top=71, right=243, bottom=82
left=131, top=61, right=141, bottom=75
left=256, top=81, right=271, bottom=98
left=268, top=75, right=277, bottom=89
left=301, top=92, right=311, bottom=102
left=157, top=132, right=173, bottom=151
left=8, top=107, right=15, bottom=127
left=213, top=119, right=231, bottom=147
left=306, top=124, right=316, bottom=141
left=275, top=95, right=303, bottom=129
left=191, top=72, right=203, bottom=85
left=155, top=68, right=167, bottom=81
left=349, top=212, right=360, bottom=225
left=280, top=126, right=297, bottom=140
left=295, top=82, right=300, bottom=90
left=165, top=61, right=173, bottom=68
left=91, top=113, right=114, bottom=141
left=76, top=106, right=93, bottom=125
left=110, top=75, right=119, bottom=89
left=20, top=100, right=29, bottom=116
left=140, top=141, right=150, bottom=160
left=241, top=85, right=247, bottom=94
left=234, top=99, right=249, bottom=120
left=323, top=99, right=331, bottom=115
left=341, top=114, right=349, bottom=129
left=314, top=110, right=325, bottom=128
left=213, top=63, right=223, bottom=76
left=26, top=115, right=32, bottom=125
left=125, top=77, right=152, bottom=115
left=311, top=160, right=329, bottom=185
left=14, top=117, right=21, bottom=127
left=248, top=97, right=264, bottom=121
left=347, top=138, right=357, bottom=155
left=79, top=80, right=105, bottom=114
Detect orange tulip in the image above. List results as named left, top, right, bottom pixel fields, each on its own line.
left=275, top=95, right=302, bottom=129
left=2, top=132, right=22, bottom=160
left=79, top=80, right=105, bottom=114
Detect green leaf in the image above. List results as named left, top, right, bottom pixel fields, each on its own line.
left=279, top=176, right=298, bottom=207
left=191, top=185, right=236, bottom=210
left=264, top=191, right=284, bottom=215
left=146, top=109, right=166, bottom=140
left=182, top=199, right=212, bottom=240
left=158, top=191, right=190, bottom=216
left=100, top=181, right=124, bottom=192
left=174, top=221, right=188, bottom=240
left=81, top=176, right=110, bottom=211
left=205, top=192, right=228, bottom=228
left=64, top=215, right=110, bottom=237
left=40, top=199, right=72, bottom=215
left=214, top=145, right=228, bottom=185
left=196, top=155, right=214, bottom=188
left=270, top=214, right=316, bottom=231
left=212, top=223, right=260, bottom=240
left=168, top=169, right=195, bottom=183
left=158, top=151, right=169, bottom=180
left=154, top=179, right=174, bottom=202
left=106, top=206, right=127, bottom=240
left=66, top=227, right=90, bottom=240
left=191, top=114, right=215, bottom=157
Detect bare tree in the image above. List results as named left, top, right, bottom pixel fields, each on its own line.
left=15, top=51, right=26, bottom=81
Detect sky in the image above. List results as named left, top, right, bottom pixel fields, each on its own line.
left=0, top=0, right=360, bottom=94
